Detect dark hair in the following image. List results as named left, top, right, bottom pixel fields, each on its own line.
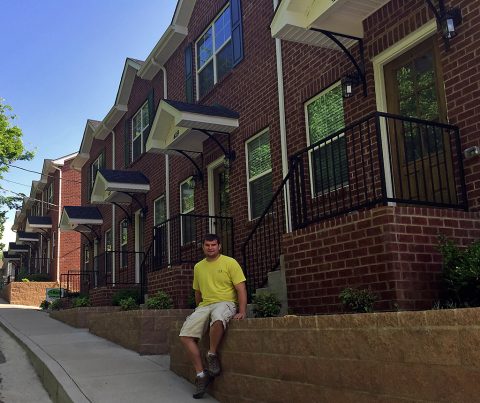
left=203, top=233, right=221, bottom=244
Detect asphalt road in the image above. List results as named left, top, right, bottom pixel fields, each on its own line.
left=0, top=326, right=52, bottom=403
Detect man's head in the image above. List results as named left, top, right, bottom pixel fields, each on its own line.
left=202, top=234, right=221, bottom=260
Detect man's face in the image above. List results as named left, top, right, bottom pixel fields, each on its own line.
left=203, top=239, right=221, bottom=259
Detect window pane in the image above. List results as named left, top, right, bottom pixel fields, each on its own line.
left=181, top=183, right=194, bottom=213
left=154, top=197, right=166, bottom=225
left=248, top=131, right=271, bottom=178
left=198, top=62, right=214, bottom=98
left=216, top=41, right=233, bottom=82
left=132, top=114, right=142, bottom=139
left=312, top=137, right=349, bottom=193
left=250, top=172, right=273, bottom=219
left=197, top=27, right=213, bottom=68
left=132, top=136, right=142, bottom=161
left=215, top=6, right=231, bottom=49
left=182, top=215, right=196, bottom=244
left=307, top=85, right=345, bottom=144
left=141, top=104, right=149, bottom=128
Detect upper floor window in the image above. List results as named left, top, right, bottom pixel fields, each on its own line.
left=180, top=178, right=195, bottom=244
left=132, top=101, right=150, bottom=161
left=90, top=153, right=105, bottom=191
left=246, top=129, right=273, bottom=220
left=305, top=83, right=348, bottom=195
left=47, top=183, right=54, bottom=209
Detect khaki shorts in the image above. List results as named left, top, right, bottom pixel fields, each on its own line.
left=179, top=301, right=237, bottom=339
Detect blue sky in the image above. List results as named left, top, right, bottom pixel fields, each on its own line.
left=0, top=0, right=178, bottom=246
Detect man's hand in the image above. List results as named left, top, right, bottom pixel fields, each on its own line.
left=233, top=312, right=246, bottom=320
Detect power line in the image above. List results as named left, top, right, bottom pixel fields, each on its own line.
left=0, top=186, right=59, bottom=208
left=8, top=164, right=83, bottom=185
left=1, top=178, right=32, bottom=188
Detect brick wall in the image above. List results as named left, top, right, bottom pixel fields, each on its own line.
left=147, top=264, right=194, bottom=309
left=170, top=308, right=480, bottom=402
left=283, top=205, right=480, bottom=314
left=2, top=282, right=59, bottom=306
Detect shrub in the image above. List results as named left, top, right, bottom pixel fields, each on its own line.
left=25, top=273, right=51, bottom=282
left=119, top=297, right=139, bottom=311
left=39, top=300, right=50, bottom=310
left=146, top=291, right=173, bottom=309
left=187, top=289, right=197, bottom=309
left=72, top=296, right=90, bottom=308
left=21, top=278, right=30, bottom=282
left=339, top=288, right=377, bottom=313
left=111, top=289, right=141, bottom=306
left=49, top=298, right=66, bottom=311
left=438, top=235, right=480, bottom=307
left=252, top=292, right=282, bottom=318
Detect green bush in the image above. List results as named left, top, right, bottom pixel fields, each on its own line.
left=187, top=289, right=197, bottom=309
left=438, top=235, right=480, bottom=307
left=49, top=298, right=66, bottom=311
left=252, top=292, right=282, bottom=318
left=339, top=288, right=377, bottom=313
left=119, top=297, right=139, bottom=311
left=111, top=289, right=141, bottom=306
left=146, top=291, right=173, bottom=309
left=72, top=296, right=90, bottom=308
left=21, top=278, right=30, bottom=282
left=25, top=273, right=51, bottom=282
left=39, top=300, right=50, bottom=310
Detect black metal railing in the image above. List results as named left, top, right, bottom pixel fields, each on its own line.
left=27, top=258, right=51, bottom=274
left=93, top=251, right=145, bottom=286
left=60, top=270, right=98, bottom=296
left=140, top=213, right=234, bottom=298
left=242, top=111, right=467, bottom=297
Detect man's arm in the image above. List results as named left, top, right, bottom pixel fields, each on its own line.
left=233, top=281, right=247, bottom=319
left=194, top=290, right=202, bottom=307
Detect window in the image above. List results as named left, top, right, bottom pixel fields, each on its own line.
left=105, top=229, right=112, bottom=252
left=90, top=153, right=105, bottom=191
left=83, top=245, right=90, bottom=271
left=305, top=83, right=348, bottom=194
left=246, top=129, right=273, bottom=220
left=154, top=195, right=166, bottom=226
left=196, top=5, right=233, bottom=98
left=45, top=183, right=54, bottom=210
left=131, top=101, right=150, bottom=161
left=180, top=178, right=195, bottom=244
left=119, top=220, right=128, bottom=268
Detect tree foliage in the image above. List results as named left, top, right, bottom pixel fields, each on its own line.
left=0, top=99, right=35, bottom=250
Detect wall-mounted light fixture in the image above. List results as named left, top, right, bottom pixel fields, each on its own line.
left=426, top=1, right=462, bottom=49
left=223, top=151, right=236, bottom=170
left=342, top=72, right=361, bottom=99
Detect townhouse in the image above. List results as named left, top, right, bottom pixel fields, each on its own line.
left=7, top=153, right=82, bottom=285
left=63, top=0, right=480, bottom=313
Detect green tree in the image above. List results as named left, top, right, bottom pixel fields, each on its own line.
left=0, top=99, right=35, bottom=250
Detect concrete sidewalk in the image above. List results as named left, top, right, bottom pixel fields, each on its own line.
left=0, top=301, right=217, bottom=403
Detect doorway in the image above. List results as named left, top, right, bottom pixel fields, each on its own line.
left=134, top=210, right=144, bottom=284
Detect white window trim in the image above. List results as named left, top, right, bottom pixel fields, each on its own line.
left=91, top=153, right=104, bottom=187
left=304, top=82, right=348, bottom=196
left=131, top=101, right=150, bottom=161
left=154, top=194, right=166, bottom=226
left=195, top=3, right=232, bottom=100
left=245, top=128, right=272, bottom=221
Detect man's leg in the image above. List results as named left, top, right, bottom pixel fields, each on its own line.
left=180, top=336, right=203, bottom=373
left=208, top=320, right=224, bottom=355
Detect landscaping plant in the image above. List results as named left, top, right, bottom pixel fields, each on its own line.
left=39, top=300, right=50, bottom=310
left=252, top=292, right=282, bottom=318
left=438, top=235, right=480, bottom=307
left=49, top=298, right=65, bottom=311
left=119, top=297, right=139, bottom=311
left=111, top=289, right=141, bottom=306
left=72, top=296, right=90, bottom=308
left=339, top=287, right=377, bottom=313
left=146, top=291, right=173, bottom=309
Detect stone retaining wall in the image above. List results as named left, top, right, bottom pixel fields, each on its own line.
left=1, top=282, right=59, bottom=307
left=49, top=306, right=121, bottom=328
left=170, top=308, right=480, bottom=402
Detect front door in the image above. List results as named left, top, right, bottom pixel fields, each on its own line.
left=134, top=210, right=144, bottom=284
left=209, top=160, right=232, bottom=256
left=384, top=37, right=455, bottom=203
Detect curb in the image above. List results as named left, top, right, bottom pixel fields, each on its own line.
left=0, top=310, right=90, bottom=403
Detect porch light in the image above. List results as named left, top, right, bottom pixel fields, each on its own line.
left=342, top=72, right=360, bottom=99
left=223, top=151, right=236, bottom=170
left=441, top=8, right=462, bottom=40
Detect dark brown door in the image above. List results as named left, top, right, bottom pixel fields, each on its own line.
left=212, top=164, right=233, bottom=256
left=384, top=37, right=455, bottom=203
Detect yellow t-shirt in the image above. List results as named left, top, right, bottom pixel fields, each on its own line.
left=193, top=255, right=246, bottom=307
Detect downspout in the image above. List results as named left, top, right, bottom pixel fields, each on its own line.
left=111, top=130, right=116, bottom=284
left=160, top=65, right=171, bottom=264
left=273, top=0, right=291, bottom=232
left=53, top=165, right=62, bottom=283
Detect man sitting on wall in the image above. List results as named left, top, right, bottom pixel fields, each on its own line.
left=179, top=233, right=247, bottom=399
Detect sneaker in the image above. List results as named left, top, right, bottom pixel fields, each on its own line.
left=206, top=353, right=221, bottom=377
left=193, top=371, right=211, bottom=399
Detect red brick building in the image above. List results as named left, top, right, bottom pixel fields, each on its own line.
left=10, top=153, right=82, bottom=284
left=67, top=0, right=480, bottom=313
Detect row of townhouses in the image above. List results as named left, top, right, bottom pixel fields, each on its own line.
left=6, top=0, right=480, bottom=313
